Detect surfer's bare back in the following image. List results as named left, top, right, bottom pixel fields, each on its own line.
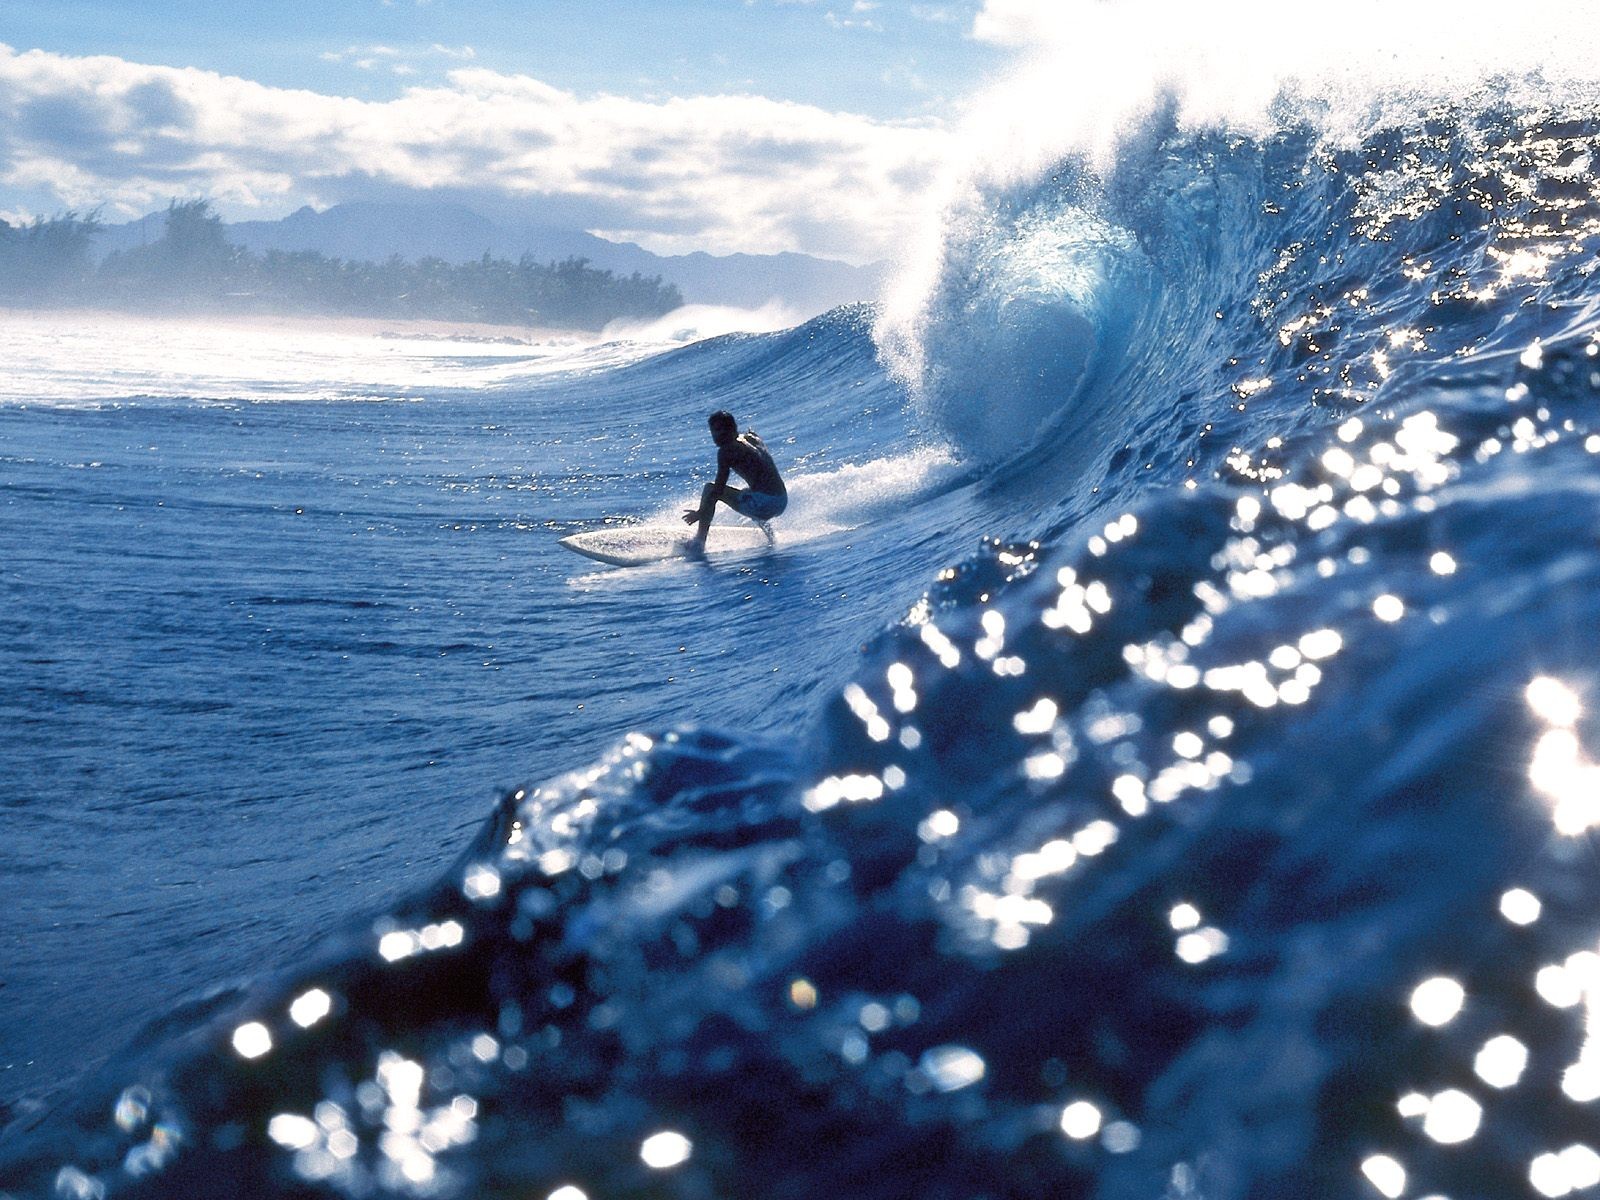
left=682, top=409, right=788, bottom=547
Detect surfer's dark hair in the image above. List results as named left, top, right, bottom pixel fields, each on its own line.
left=708, top=410, right=736, bottom=431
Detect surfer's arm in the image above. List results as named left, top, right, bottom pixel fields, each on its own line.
left=682, top=455, right=733, bottom=524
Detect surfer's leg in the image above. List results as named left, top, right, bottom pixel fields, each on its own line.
left=694, top=484, right=743, bottom=543
left=692, top=482, right=717, bottom=544
left=695, top=485, right=749, bottom=545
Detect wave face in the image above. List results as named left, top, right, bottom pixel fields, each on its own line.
left=10, top=89, right=1600, bottom=1200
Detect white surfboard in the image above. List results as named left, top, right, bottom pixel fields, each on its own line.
left=559, top=523, right=772, bottom=567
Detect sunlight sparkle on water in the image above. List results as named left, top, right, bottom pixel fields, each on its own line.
left=1176, top=927, right=1229, bottom=964
left=1501, top=888, right=1543, bottom=925
left=887, top=662, right=918, bottom=713
left=1361, top=1154, right=1406, bottom=1198
left=1112, top=774, right=1149, bottom=816
left=1102, top=1121, right=1140, bottom=1154
left=1531, top=1144, right=1600, bottom=1197
left=289, top=988, right=332, bottom=1028
left=1373, top=594, right=1406, bottom=623
left=804, top=773, right=886, bottom=812
left=1536, top=963, right=1583, bottom=1009
left=1009, top=839, right=1077, bottom=882
left=232, top=1022, right=272, bottom=1059
left=1014, top=697, right=1059, bottom=734
left=919, top=1045, right=986, bottom=1092
left=1529, top=677, right=1583, bottom=727
left=1421, top=1088, right=1482, bottom=1144
left=640, top=1131, right=692, bottom=1169
left=1024, top=752, right=1066, bottom=780
left=1397, top=1092, right=1429, bottom=1118
left=1410, top=977, right=1465, bottom=1026
left=1168, top=903, right=1201, bottom=931
left=1060, top=1101, right=1102, bottom=1140
left=378, top=1054, right=425, bottom=1108
left=1299, top=629, right=1343, bottom=659
left=268, top=1114, right=318, bottom=1151
left=113, top=1086, right=149, bottom=1133
left=463, top=865, right=502, bottom=900
left=1475, top=1034, right=1530, bottom=1088
left=1525, top=679, right=1600, bottom=831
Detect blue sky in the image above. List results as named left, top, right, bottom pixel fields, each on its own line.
left=0, top=1, right=1027, bottom=260
left=6, top=0, right=999, bottom=119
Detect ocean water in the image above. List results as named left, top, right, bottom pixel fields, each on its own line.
left=8, top=75, right=1600, bottom=1200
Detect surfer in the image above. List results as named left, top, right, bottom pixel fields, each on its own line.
left=682, top=409, right=787, bottom=548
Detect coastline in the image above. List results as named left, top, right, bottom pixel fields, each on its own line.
left=0, top=305, right=590, bottom=346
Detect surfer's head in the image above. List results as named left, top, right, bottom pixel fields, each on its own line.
left=708, top=410, right=737, bottom=447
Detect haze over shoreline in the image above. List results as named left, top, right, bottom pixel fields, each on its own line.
left=2, top=199, right=887, bottom=329
left=0, top=306, right=582, bottom=346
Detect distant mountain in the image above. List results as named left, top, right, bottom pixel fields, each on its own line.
left=93, top=202, right=886, bottom=316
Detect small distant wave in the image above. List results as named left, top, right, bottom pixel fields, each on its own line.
left=0, top=311, right=659, bottom=407
left=601, top=302, right=809, bottom=346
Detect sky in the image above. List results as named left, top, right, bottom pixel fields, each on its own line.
left=0, top=0, right=1036, bottom=263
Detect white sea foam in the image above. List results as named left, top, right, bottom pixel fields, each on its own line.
left=782, top=446, right=961, bottom=534
left=601, top=303, right=809, bottom=346
left=0, top=311, right=656, bottom=407
left=959, top=0, right=1600, bottom=182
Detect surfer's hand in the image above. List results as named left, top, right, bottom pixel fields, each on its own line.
left=681, top=508, right=698, bottom=525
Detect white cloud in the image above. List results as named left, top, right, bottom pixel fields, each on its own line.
left=323, top=42, right=474, bottom=75
left=826, top=11, right=882, bottom=30
left=969, top=0, right=1064, bottom=44
left=0, top=43, right=947, bottom=261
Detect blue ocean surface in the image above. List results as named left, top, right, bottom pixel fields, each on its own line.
left=6, top=86, right=1600, bottom=1200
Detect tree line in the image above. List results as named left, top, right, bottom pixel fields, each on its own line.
left=0, top=200, right=683, bottom=329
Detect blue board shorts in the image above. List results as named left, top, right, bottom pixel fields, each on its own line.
left=730, top=489, right=787, bottom=520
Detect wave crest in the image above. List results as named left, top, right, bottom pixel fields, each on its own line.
left=879, top=0, right=1600, bottom=464
left=877, top=180, right=1156, bottom=462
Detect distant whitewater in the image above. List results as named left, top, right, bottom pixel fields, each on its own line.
left=10, top=28, right=1600, bottom=1200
